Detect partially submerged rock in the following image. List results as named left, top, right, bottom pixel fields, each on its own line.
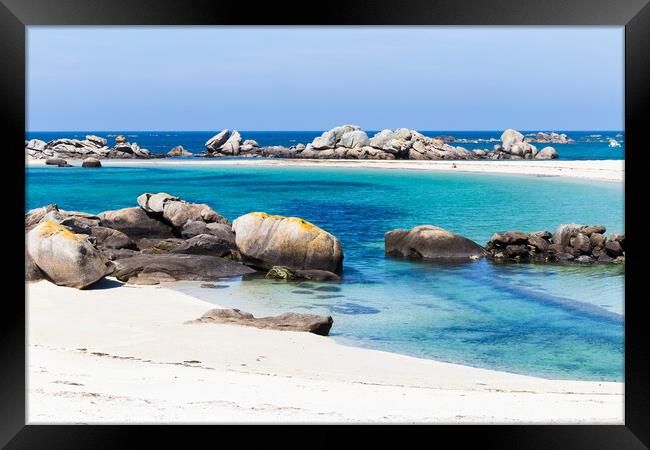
left=187, top=308, right=334, bottom=336
left=385, top=225, right=485, bottom=260
left=27, top=221, right=113, bottom=288
left=265, top=266, right=341, bottom=281
left=232, top=212, right=344, bottom=273
left=486, top=224, right=624, bottom=264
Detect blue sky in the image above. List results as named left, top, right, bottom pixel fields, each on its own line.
left=27, top=27, right=623, bottom=131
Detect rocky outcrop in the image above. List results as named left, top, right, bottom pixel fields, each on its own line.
left=533, top=132, right=573, bottom=144
left=491, top=129, right=538, bottom=159
left=202, top=126, right=560, bottom=161
left=99, top=207, right=177, bottom=241
left=186, top=308, right=334, bottom=336
left=82, top=157, right=102, bottom=168
left=232, top=212, right=344, bottom=273
left=486, top=225, right=624, bottom=264
left=203, top=129, right=243, bottom=155
left=535, top=147, right=559, bottom=160
left=385, top=225, right=485, bottom=261
left=136, top=192, right=229, bottom=226
left=26, top=135, right=165, bottom=160
left=26, top=221, right=113, bottom=288
left=24, top=193, right=259, bottom=287
left=167, top=145, right=192, bottom=157
left=112, top=254, right=255, bottom=284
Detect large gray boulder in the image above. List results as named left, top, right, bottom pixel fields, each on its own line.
left=170, top=233, right=234, bottom=257
left=535, top=146, right=559, bottom=160
left=205, top=129, right=230, bottom=152
left=187, top=308, right=334, bottom=336
left=232, top=212, right=344, bottom=274
left=552, top=223, right=585, bottom=249
left=112, top=254, right=256, bottom=283
left=27, top=221, right=113, bottom=288
left=312, top=130, right=337, bottom=150
left=25, top=248, right=45, bottom=282
left=137, top=192, right=180, bottom=214
left=167, top=145, right=192, bottom=157
left=500, top=129, right=537, bottom=157
left=90, top=226, right=136, bottom=250
left=385, top=225, right=485, bottom=260
left=339, top=130, right=370, bottom=148
left=220, top=131, right=242, bottom=155
left=99, top=207, right=176, bottom=240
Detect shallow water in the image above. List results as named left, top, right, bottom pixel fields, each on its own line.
left=26, top=165, right=624, bottom=381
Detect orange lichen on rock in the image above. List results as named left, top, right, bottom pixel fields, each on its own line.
left=37, top=220, right=86, bottom=242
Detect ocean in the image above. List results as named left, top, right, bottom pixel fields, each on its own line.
left=25, top=164, right=625, bottom=381
left=26, top=130, right=625, bottom=161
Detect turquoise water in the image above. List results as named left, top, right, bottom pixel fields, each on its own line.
left=26, top=165, right=624, bottom=381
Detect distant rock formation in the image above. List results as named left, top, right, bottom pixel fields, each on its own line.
left=26, top=135, right=165, bottom=160
left=202, top=126, right=560, bottom=160
left=531, top=132, right=573, bottom=144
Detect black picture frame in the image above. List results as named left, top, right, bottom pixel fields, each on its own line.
left=2, top=0, right=648, bottom=447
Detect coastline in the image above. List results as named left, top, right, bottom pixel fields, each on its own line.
left=26, top=158, right=624, bottom=182
left=28, top=280, right=624, bottom=424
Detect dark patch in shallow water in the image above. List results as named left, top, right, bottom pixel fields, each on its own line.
left=291, top=290, right=314, bottom=295
left=314, top=294, right=346, bottom=299
left=312, top=286, right=342, bottom=292
left=315, top=302, right=381, bottom=315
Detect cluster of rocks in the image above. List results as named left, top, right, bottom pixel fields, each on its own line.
left=200, top=126, right=561, bottom=161
left=202, top=129, right=261, bottom=156
left=486, top=224, right=625, bottom=264
left=26, top=193, right=344, bottom=289
left=26, top=194, right=343, bottom=335
left=26, top=135, right=165, bottom=162
left=492, top=129, right=558, bottom=160
left=384, top=224, right=624, bottom=265
left=528, top=132, right=574, bottom=144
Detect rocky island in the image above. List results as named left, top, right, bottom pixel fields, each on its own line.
left=200, top=126, right=561, bottom=161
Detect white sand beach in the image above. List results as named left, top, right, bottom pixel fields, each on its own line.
left=27, top=280, right=624, bottom=424
left=26, top=158, right=625, bottom=182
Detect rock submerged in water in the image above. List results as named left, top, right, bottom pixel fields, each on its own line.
left=486, top=224, right=624, bottom=264
left=232, top=212, right=344, bottom=274
left=26, top=221, right=113, bottom=288
left=385, top=225, right=485, bottom=261
left=265, top=266, right=341, bottom=281
left=187, top=308, right=334, bottom=336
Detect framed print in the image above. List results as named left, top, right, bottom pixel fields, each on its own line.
left=2, top=0, right=648, bottom=447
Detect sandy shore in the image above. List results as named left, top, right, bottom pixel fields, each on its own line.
left=27, top=280, right=623, bottom=424
left=26, top=158, right=624, bottom=182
